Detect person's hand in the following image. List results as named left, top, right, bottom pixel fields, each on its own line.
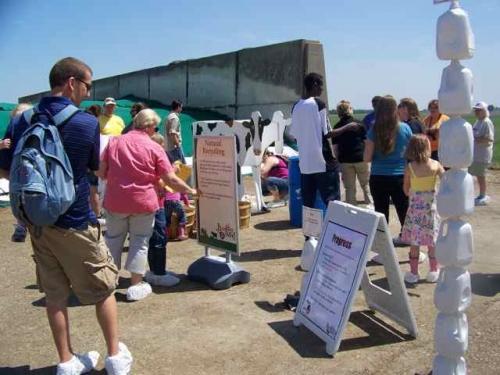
left=0, top=139, right=11, bottom=150
left=191, top=188, right=201, bottom=199
left=346, top=123, right=362, bottom=131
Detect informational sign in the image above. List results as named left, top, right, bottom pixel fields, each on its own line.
left=195, top=136, right=240, bottom=255
left=302, top=207, right=323, bottom=238
left=294, top=201, right=418, bottom=356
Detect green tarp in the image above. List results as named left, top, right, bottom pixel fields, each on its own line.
left=0, top=96, right=228, bottom=157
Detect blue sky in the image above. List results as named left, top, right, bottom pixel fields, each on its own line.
left=1, top=0, right=498, bottom=109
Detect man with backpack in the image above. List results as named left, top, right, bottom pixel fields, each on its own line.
left=0, top=57, right=132, bottom=375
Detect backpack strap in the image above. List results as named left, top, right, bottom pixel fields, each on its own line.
left=22, top=104, right=80, bottom=127
left=53, top=105, right=80, bottom=126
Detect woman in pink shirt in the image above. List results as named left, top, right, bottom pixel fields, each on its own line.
left=261, top=149, right=289, bottom=208
left=98, top=109, right=197, bottom=302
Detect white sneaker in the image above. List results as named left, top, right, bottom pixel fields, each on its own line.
left=404, top=271, right=419, bottom=284
left=475, top=195, right=490, bottom=206
left=57, top=351, right=100, bottom=375
left=267, top=200, right=286, bottom=208
left=126, top=281, right=152, bottom=301
left=418, top=252, right=427, bottom=264
left=145, top=270, right=180, bottom=287
left=105, top=342, right=133, bottom=375
left=392, top=236, right=410, bottom=247
left=426, top=270, right=440, bottom=283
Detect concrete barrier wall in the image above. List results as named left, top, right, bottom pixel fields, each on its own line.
left=19, top=39, right=328, bottom=119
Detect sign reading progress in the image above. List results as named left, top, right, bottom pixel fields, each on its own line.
left=195, top=136, right=240, bottom=255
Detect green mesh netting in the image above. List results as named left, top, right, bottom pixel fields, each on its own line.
left=0, top=96, right=228, bottom=157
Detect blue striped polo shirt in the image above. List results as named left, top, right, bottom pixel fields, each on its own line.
left=0, top=96, right=100, bottom=229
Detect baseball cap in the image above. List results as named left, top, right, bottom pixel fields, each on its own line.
left=104, top=97, right=116, bottom=106
left=473, top=101, right=488, bottom=110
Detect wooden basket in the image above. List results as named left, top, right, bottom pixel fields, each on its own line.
left=169, top=205, right=196, bottom=240
left=238, top=201, right=251, bottom=229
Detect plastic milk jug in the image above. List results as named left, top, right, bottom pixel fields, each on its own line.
left=436, top=1, right=475, bottom=60
left=438, top=117, right=473, bottom=168
left=436, top=219, right=474, bottom=267
left=437, top=169, right=474, bottom=218
left=434, top=268, right=471, bottom=313
left=301, top=237, right=318, bottom=271
left=438, top=61, right=473, bottom=116
left=433, top=355, right=466, bottom=375
left=434, top=312, right=468, bottom=358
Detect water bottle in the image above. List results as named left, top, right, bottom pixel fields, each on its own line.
left=436, top=219, right=474, bottom=267
left=434, top=312, right=468, bottom=358
left=437, top=169, right=474, bottom=218
left=438, top=117, right=473, bottom=169
left=301, top=237, right=318, bottom=271
left=438, top=61, right=473, bottom=116
left=434, top=267, right=471, bottom=313
left=433, top=355, right=466, bottom=375
left=436, top=1, right=475, bottom=60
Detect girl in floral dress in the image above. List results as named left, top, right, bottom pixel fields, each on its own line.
left=402, top=134, right=444, bottom=284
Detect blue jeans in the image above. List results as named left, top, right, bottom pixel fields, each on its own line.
left=262, top=177, right=289, bottom=198
left=167, top=147, right=186, bottom=164
left=148, top=208, right=168, bottom=275
left=300, top=166, right=340, bottom=208
left=165, top=200, right=187, bottom=226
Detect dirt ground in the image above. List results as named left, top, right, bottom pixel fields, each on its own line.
left=0, top=172, right=499, bottom=375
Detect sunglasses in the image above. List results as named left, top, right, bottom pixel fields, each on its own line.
left=76, top=77, right=92, bottom=92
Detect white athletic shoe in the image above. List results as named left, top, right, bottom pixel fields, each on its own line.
left=371, top=254, right=384, bottom=264
left=267, top=200, right=286, bottom=208
left=404, top=271, right=419, bottom=284
left=426, top=270, right=440, bottom=283
left=418, top=252, right=427, bottom=264
left=392, top=236, right=410, bottom=247
left=126, top=282, right=152, bottom=301
left=475, top=196, right=490, bottom=206
left=56, top=351, right=100, bottom=375
left=144, top=270, right=180, bottom=287
left=105, top=342, right=133, bottom=375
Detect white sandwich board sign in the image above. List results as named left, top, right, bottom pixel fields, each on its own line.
left=302, top=206, right=323, bottom=238
left=294, top=201, right=418, bottom=356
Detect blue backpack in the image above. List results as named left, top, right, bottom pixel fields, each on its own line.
left=9, top=105, right=80, bottom=226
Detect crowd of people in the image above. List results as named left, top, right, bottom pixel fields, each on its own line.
left=0, top=60, right=495, bottom=374
left=291, top=72, right=495, bottom=284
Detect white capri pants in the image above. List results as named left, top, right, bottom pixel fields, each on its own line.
left=105, top=211, right=155, bottom=275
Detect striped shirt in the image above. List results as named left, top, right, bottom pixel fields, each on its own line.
left=0, top=96, right=100, bottom=229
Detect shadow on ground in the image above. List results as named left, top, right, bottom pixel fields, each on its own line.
left=471, top=273, right=500, bottom=297
left=0, top=366, right=106, bottom=374
left=268, top=310, right=414, bottom=358
left=235, top=248, right=300, bottom=262
left=253, top=220, right=295, bottom=231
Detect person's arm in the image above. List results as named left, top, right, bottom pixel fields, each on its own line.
left=260, top=156, right=278, bottom=178
left=97, top=160, right=108, bottom=180
left=403, top=165, right=411, bottom=197
left=325, top=122, right=362, bottom=139
left=437, top=162, right=445, bottom=177
left=0, top=139, right=11, bottom=150
left=168, top=118, right=181, bottom=147
left=363, top=139, right=375, bottom=162
left=161, top=171, right=197, bottom=197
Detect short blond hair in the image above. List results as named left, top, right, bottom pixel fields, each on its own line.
left=404, top=134, right=431, bottom=163
left=10, top=103, right=33, bottom=119
left=336, top=100, right=353, bottom=118
left=150, top=133, right=165, bottom=147
left=133, top=108, right=160, bottom=130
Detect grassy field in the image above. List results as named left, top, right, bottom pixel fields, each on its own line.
left=330, top=113, right=500, bottom=168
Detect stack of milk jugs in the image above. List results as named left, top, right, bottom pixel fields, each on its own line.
left=433, top=2, right=475, bottom=374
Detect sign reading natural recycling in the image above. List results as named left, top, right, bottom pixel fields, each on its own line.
left=195, top=136, right=240, bottom=254
left=299, top=221, right=368, bottom=341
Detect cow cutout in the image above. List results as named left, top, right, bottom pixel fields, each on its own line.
left=192, top=111, right=290, bottom=212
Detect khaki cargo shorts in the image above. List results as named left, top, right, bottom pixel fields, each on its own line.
left=29, top=224, right=118, bottom=305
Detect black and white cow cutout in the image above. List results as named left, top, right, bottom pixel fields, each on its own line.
left=192, top=111, right=291, bottom=212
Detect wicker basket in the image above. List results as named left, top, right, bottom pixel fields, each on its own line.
left=169, top=204, right=196, bottom=240
left=238, top=201, right=251, bottom=229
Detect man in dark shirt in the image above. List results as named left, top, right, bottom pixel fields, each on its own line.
left=0, top=58, right=132, bottom=374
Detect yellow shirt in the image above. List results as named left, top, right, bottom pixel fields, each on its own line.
left=424, top=114, right=450, bottom=152
left=409, top=164, right=438, bottom=192
left=99, top=114, right=125, bottom=136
